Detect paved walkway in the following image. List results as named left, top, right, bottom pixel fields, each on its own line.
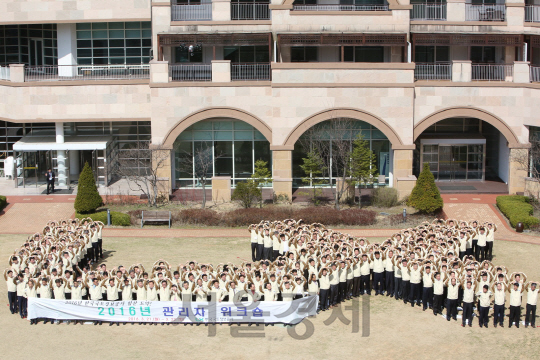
left=0, top=193, right=539, bottom=245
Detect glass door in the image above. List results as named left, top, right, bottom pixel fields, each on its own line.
left=438, top=146, right=452, bottom=180
left=29, top=39, right=44, bottom=66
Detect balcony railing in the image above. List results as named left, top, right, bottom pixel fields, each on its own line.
left=410, top=3, right=447, bottom=20
left=531, top=65, right=540, bottom=82
left=171, top=4, right=212, bottom=21
left=465, top=4, right=505, bottom=21
left=231, top=63, right=271, bottom=81
left=525, top=5, right=540, bottom=22
left=169, top=64, right=212, bottom=81
left=292, top=4, right=389, bottom=11
left=414, top=63, right=452, bottom=80
left=231, top=3, right=271, bottom=20
left=24, top=64, right=150, bottom=82
left=471, top=64, right=513, bottom=81
left=0, top=66, right=9, bottom=81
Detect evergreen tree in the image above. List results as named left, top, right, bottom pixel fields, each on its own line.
left=349, top=134, right=377, bottom=206
left=300, top=151, right=327, bottom=205
left=251, top=159, right=272, bottom=208
left=74, top=162, right=103, bottom=214
left=407, top=163, right=443, bottom=214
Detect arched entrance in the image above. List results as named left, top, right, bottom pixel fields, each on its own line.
left=283, top=108, right=407, bottom=150
left=162, top=107, right=272, bottom=148
left=414, top=107, right=525, bottom=191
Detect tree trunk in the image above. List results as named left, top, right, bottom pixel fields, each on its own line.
left=259, top=185, right=263, bottom=208
left=201, top=180, right=206, bottom=209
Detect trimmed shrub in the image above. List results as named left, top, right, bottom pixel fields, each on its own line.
left=407, top=163, right=443, bottom=214
left=371, top=187, right=399, bottom=208
left=231, top=181, right=261, bottom=209
left=221, top=207, right=376, bottom=227
left=76, top=210, right=131, bottom=226
left=175, top=209, right=221, bottom=226
left=496, top=195, right=540, bottom=229
left=74, top=162, right=103, bottom=214
left=0, top=195, right=7, bottom=211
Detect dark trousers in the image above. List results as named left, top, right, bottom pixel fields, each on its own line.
left=330, top=284, right=339, bottom=305
left=478, top=246, right=486, bottom=262
left=459, top=251, right=466, bottom=260
left=98, top=238, right=103, bottom=258
left=410, top=283, right=421, bottom=304
left=373, top=272, right=383, bottom=294
left=394, top=278, right=402, bottom=299
left=346, top=279, right=353, bottom=298
left=466, top=248, right=473, bottom=257
left=385, top=271, right=394, bottom=296
left=273, top=250, right=279, bottom=261
left=479, top=306, right=489, bottom=326
left=486, top=241, right=493, bottom=261
left=17, top=296, right=27, bottom=317
left=462, top=302, right=473, bottom=325
left=526, top=304, right=536, bottom=326
left=65, top=293, right=71, bottom=300
left=47, top=180, right=54, bottom=194
left=339, top=281, right=347, bottom=302
left=353, top=277, right=361, bottom=297
left=402, top=280, right=410, bottom=302
left=509, top=305, right=521, bottom=326
left=256, top=244, right=263, bottom=261
left=92, top=242, right=99, bottom=262
left=360, top=275, right=370, bottom=295
left=319, top=289, right=329, bottom=310
left=433, top=293, right=443, bottom=314
left=8, top=291, right=17, bottom=314
left=422, top=287, right=433, bottom=309
left=263, top=247, right=272, bottom=261
left=251, top=243, right=257, bottom=262
left=493, top=304, right=505, bottom=325
left=447, top=299, right=458, bottom=320
left=472, top=239, right=479, bottom=260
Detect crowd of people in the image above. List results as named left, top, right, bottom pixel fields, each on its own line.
left=4, top=217, right=538, bottom=328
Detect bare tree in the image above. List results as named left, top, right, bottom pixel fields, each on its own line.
left=299, top=117, right=356, bottom=210
left=115, top=142, right=171, bottom=207
left=511, top=134, right=537, bottom=201
left=176, top=141, right=222, bottom=209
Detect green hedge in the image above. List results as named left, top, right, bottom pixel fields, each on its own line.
left=76, top=210, right=131, bottom=226
left=0, top=195, right=6, bottom=211
left=496, top=195, right=539, bottom=229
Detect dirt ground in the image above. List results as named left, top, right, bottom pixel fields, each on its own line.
left=1, top=234, right=539, bottom=360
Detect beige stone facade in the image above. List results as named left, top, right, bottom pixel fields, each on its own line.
left=1, top=0, right=539, bottom=200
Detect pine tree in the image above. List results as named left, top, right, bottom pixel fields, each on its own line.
left=349, top=134, right=377, bottom=206
left=300, top=151, right=327, bottom=205
left=74, top=162, right=103, bottom=214
left=407, top=163, right=444, bottom=214
left=251, top=159, right=272, bottom=208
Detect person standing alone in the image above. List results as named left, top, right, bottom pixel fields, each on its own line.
left=45, top=168, right=55, bottom=195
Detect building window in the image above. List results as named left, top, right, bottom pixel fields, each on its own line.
left=343, top=46, right=385, bottom=62
left=173, top=120, right=271, bottom=188
left=414, top=45, right=449, bottom=63
left=224, top=46, right=269, bottom=63
left=76, top=22, right=151, bottom=65
left=292, top=119, right=390, bottom=187
left=174, top=46, right=203, bottom=63
left=470, top=46, right=497, bottom=63
left=291, top=46, right=318, bottom=62
left=0, top=24, right=57, bottom=66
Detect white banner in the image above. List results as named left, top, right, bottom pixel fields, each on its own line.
left=28, top=296, right=318, bottom=324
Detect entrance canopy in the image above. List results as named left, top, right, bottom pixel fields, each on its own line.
left=13, top=135, right=112, bottom=151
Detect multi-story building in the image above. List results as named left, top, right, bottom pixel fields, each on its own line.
left=0, top=0, right=538, bottom=198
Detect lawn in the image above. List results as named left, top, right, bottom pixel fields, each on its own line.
left=0, top=234, right=539, bottom=360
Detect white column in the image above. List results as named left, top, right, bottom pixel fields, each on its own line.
left=55, top=122, right=67, bottom=187
left=70, top=150, right=80, bottom=177
left=57, top=23, right=77, bottom=77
